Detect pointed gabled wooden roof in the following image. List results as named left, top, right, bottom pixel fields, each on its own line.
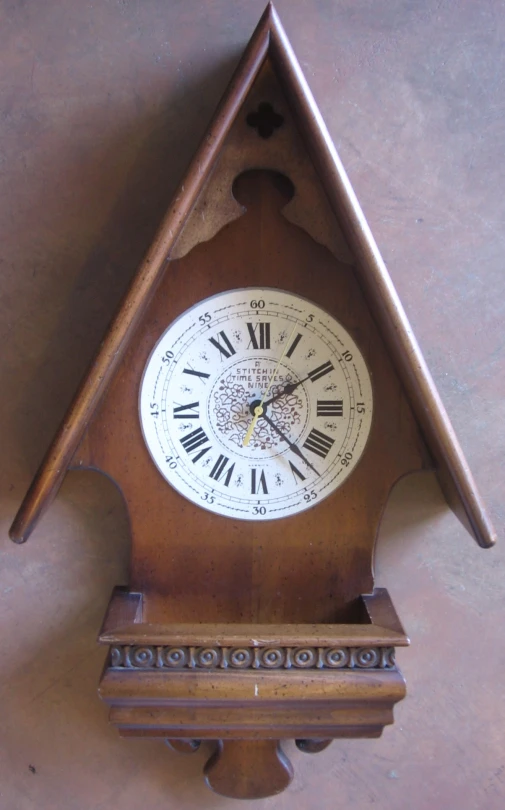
left=10, top=3, right=496, bottom=548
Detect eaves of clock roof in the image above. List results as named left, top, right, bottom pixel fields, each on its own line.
left=9, top=2, right=496, bottom=549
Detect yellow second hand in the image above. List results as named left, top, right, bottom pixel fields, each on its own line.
left=243, top=322, right=298, bottom=447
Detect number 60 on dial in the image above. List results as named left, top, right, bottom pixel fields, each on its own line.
left=139, top=288, right=373, bottom=520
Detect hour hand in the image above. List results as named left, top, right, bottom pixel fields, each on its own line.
left=262, top=378, right=306, bottom=408
left=261, top=413, right=320, bottom=477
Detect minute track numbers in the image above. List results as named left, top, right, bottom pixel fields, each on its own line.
left=140, top=288, right=373, bottom=521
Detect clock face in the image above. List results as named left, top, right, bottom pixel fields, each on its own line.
left=139, top=288, right=373, bottom=521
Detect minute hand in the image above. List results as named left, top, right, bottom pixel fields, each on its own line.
left=260, top=413, right=320, bottom=477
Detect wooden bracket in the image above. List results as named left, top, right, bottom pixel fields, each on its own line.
left=97, top=586, right=408, bottom=796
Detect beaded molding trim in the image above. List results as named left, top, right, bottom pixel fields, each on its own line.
left=109, top=645, right=396, bottom=670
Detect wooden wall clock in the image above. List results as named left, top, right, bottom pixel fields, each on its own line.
left=10, top=3, right=495, bottom=800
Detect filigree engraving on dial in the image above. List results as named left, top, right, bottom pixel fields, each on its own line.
left=212, top=372, right=304, bottom=450
left=139, top=288, right=373, bottom=521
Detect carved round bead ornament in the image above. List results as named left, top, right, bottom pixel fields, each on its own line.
left=292, top=648, right=317, bottom=668
left=162, top=647, right=188, bottom=668
left=355, top=647, right=380, bottom=668
left=130, top=646, right=155, bottom=668
left=229, top=648, right=253, bottom=668
left=324, top=648, right=350, bottom=668
left=196, top=647, right=220, bottom=668
left=140, top=288, right=373, bottom=520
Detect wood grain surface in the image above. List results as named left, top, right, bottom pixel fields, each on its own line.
left=80, top=39, right=430, bottom=790
left=9, top=5, right=495, bottom=551
left=1, top=1, right=503, bottom=808
left=79, top=167, right=428, bottom=626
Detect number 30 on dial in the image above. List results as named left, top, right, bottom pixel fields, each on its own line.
left=139, top=288, right=373, bottom=521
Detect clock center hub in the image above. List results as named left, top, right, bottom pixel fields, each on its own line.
left=249, top=398, right=267, bottom=417
left=208, top=356, right=308, bottom=457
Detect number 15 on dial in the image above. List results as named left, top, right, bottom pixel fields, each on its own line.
left=139, top=288, right=373, bottom=520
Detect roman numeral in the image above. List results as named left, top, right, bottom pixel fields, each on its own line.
left=303, top=428, right=335, bottom=459
left=317, top=400, right=343, bottom=417
left=289, top=460, right=306, bottom=484
left=246, top=322, right=271, bottom=350
left=173, top=401, right=200, bottom=419
left=308, top=361, right=334, bottom=382
left=183, top=366, right=210, bottom=381
left=209, top=454, right=235, bottom=487
left=208, top=330, right=236, bottom=359
left=285, top=332, right=302, bottom=358
left=251, top=468, right=268, bottom=495
left=180, top=427, right=212, bottom=462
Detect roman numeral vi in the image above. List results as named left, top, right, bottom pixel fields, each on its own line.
left=251, top=468, right=268, bottom=495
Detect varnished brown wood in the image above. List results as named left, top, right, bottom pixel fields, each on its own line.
left=8, top=3, right=272, bottom=545
left=98, top=587, right=409, bottom=646
left=87, top=158, right=416, bottom=793
left=268, top=5, right=495, bottom=549
left=7, top=2, right=495, bottom=800
left=99, top=645, right=406, bottom=743
left=204, top=740, right=293, bottom=799
left=9, top=2, right=495, bottom=549
left=81, top=170, right=428, bottom=624
left=101, top=624, right=406, bottom=647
